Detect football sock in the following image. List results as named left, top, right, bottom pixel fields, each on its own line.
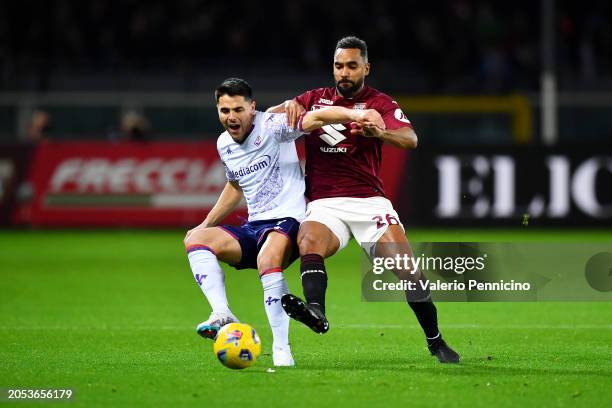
left=187, top=246, right=231, bottom=314
left=260, top=268, right=290, bottom=348
left=408, top=301, right=440, bottom=340
left=300, top=254, right=328, bottom=314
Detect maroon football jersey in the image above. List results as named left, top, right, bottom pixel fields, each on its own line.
left=295, top=86, right=412, bottom=201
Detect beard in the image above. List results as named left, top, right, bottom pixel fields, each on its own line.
left=336, top=77, right=364, bottom=98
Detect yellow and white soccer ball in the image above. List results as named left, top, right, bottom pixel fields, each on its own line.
left=213, top=323, right=261, bottom=369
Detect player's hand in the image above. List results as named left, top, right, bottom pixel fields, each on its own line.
left=284, top=100, right=306, bottom=129
left=353, top=109, right=386, bottom=130
left=350, top=122, right=385, bottom=138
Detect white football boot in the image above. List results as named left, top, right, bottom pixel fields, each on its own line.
left=196, top=311, right=239, bottom=340
left=272, top=344, right=295, bottom=367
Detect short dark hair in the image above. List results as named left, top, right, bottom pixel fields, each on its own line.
left=215, top=77, right=253, bottom=102
left=335, top=36, right=368, bottom=62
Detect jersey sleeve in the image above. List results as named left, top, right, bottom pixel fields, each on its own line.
left=294, top=89, right=317, bottom=111
left=263, top=112, right=304, bottom=143
left=222, top=161, right=236, bottom=182
left=376, top=97, right=413, bottom=130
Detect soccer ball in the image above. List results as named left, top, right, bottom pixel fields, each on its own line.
left=213, top=323, right=261, bottom=369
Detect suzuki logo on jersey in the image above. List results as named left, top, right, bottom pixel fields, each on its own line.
left=319, top=124, right=347, bottom=147
left=320, top=146, right=348, bottom=153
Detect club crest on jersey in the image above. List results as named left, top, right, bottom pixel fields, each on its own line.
left=226, top=147, right=232, bottom=155
left=318, top=98, right=333, bottom=105
left=254, top=134, right=263, bottom=147
left=353, top=103, right=367, bottom=110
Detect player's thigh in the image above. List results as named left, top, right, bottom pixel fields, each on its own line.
left=184, top=227, right=241, bottom=265
left=257, top=231, right=294, bottom=271
left=376, top=225, right=412, bottom=256
left=297, top=221, right=341, bottom=258
left=375, top=225, right=420, bottom=280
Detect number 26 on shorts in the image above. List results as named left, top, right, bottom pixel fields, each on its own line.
left=372, top=214, right=399, bottom=229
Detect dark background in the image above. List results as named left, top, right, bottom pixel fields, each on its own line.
left=1, top=0, right=611, bottom=93
left=1, top=0, right=612, bottom=143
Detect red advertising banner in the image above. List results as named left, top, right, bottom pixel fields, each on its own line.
left=0, top=144, right=34, bottom=225
left=14, top=141, right=246, bottom=227
left=12, top=141, right=407, bottom=227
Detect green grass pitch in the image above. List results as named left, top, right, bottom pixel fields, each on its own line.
left=1, top=229, right=611, bottom=407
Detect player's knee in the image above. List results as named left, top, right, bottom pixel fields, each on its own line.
left=298, top=232, right=327, bottom=256
left=257, top=252, right=283, bottom=271
left=184, top=228, right=214, bottom=251
left=184, top=232, right=197, bottom=248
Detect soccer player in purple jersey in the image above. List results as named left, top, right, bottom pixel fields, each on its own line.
left=268, top=36, right=460, bottom=363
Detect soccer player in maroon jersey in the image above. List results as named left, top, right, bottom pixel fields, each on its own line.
left=267, top=36, right=460, bottom=363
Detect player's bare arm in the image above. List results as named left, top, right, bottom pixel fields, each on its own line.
left=301, top=106, right=384, bottom=132
left=185, top=181, right=243, bottom=240
left=266, top=100, right=305, bottom=129
left=351, top=123, right=417, bottom=149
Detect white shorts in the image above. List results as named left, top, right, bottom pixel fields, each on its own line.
left=303, top=196, right=404, bottom=255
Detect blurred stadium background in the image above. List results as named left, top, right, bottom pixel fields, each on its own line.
left=0, top=0, right=611, bottom=228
